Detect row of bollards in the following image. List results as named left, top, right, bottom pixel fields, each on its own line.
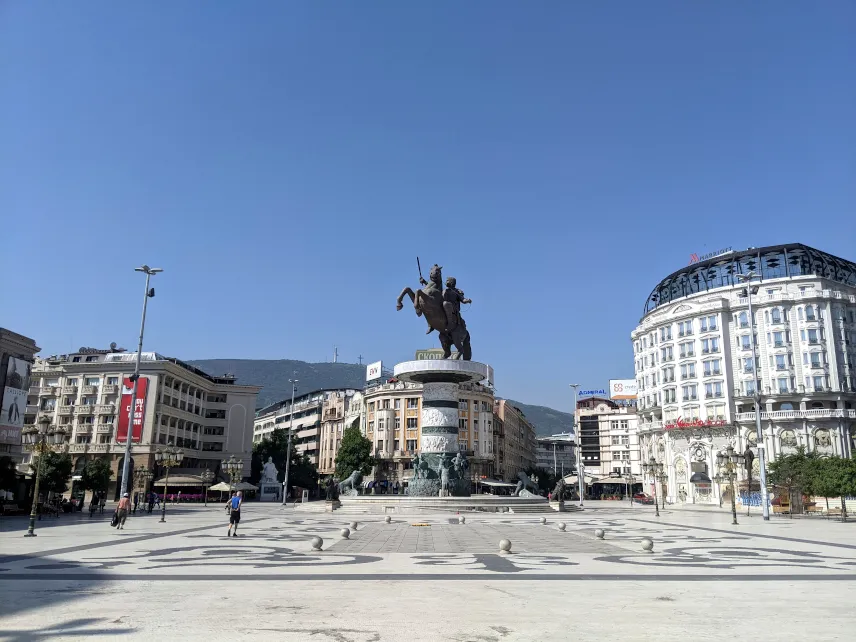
left=315, top=516, right=655, bottom=555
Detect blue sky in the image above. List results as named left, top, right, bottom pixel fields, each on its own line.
left=2, top=2, right=854, bottom=411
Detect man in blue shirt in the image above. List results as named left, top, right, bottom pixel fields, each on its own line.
left=226, top=491, right=242, bottom=537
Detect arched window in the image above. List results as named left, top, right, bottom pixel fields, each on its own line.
left=738, top=311, right=748, bottom=328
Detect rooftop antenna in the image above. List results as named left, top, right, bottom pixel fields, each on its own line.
left=333, top=345, right=338, bottom=364
left=358, top=354, right=363, bottom=365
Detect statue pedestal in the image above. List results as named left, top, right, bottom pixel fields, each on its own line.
left=259, top=482, right=280, bottom=502
left=393, top=360, right=493, bottom=498
left=325, top=500, right=341, bottom=512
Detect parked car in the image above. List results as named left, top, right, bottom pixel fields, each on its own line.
left=632, top=493, right=654, bottom=505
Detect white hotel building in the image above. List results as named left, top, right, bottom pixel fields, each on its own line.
left=632, top=244, right=856, bottom=505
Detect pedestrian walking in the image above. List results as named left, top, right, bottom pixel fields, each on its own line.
left=99, top=495, right=106, bottom=515
left=115, top=493, right=131, bottom=530
left=177, top=491, right=182, bottom=504
left=226, top=491, right=242, bottom=537
left=133, top=492, right=140, bottom=514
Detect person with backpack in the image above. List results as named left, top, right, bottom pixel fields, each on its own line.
left=226, top=491, right=242, bottom=537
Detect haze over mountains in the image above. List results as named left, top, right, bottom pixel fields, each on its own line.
left=188, top=358, right=573, bottom=436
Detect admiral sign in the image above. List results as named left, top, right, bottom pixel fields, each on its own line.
left=578, top=388, right=606, bottom=397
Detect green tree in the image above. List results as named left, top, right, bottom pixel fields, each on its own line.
left=251, top=428, right=319, bottom=493
left=767, top=447, right=825, bottom=515
left=35, top=452, right=73, bottom=495
left=335, top=421, right=375, bottom=480
left=0, top=456, right=19, bottom=492
left=79, top=458, right=113, bottom=494
left=812, top=456, right=856, bottom=522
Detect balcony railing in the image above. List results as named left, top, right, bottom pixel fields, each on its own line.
left=39, top=386, right=58, bottom=395
left=96, top=424, right=114, bottom=433
left=58, top=405, right=74, bottom=414
left=82, top=385, right=99, bottom=395
left=102, top=384, right=119, bottom=394
left=736, top=408, right=856, bottom=422
left=97, top=404, right=115, bottom=414
left=62, top=386, right=78, bottom=394
left=75, top=406, right=94, bottom=415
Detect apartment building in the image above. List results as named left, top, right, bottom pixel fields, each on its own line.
left=25, top=346, right=259, bottom=500
left=318, top=390, right=363, bottom=475
left=253, top=388, right=360, bottom=466
left=1, top=327, right=39, bottom=465
left=493, top=400, right=537, bottom=482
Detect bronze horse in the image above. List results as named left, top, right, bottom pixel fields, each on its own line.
left=396, top=264, right=472, bottom=360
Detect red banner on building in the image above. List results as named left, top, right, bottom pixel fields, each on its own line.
left=117, top=377, right=148, bottom=443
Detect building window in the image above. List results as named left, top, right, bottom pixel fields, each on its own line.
left=774, top=354, right=787, bottom=370
left=66, top=379, right=78, bottom=387
left=745, top=380, right=756, bottom=395
left=703, top=359, right=721, bottom=376
left=682, top=384, right=698, bottom=401
left=660, top=327, right=672, bottom=341
left=406, top=417, right=418, bottom=430
left=810, top=352, right=822, bottom=368
left=777, top=378, right=789, bottom=393
left=662, top=366, right=675, bottom=382
left=678, top=320, right=693, bottom=336
left=663, top=388, right=676, bottom=404
left=406, top=439, right=417, bottom=451
left=704, top=382, right=723, bottom=398
left=382, top=399, right=390, bottom=409
left=680, top=363, right=696, bottom=379
left=738, top=311, right=749, bottom=328
left=394, top=417, right=401, bottom=430
left=771, top=308, right=782, bottom=323
left=661, top=346, right=673, bottom=362
left=773, top=331, right=785, bottom=347
left=679, top=341, right=695, bottom=358
left=813, top=376, right=824, bottom=391
left=394, top=399, right=401, bottom=409
left=806, top=305, right=816, bottom=321
left=807, top=329, right=819, bottom=344
left=407, top=398, right=418, bottom=409
left=368, top=421, right=375, bottom=432
left=459, top=418, right=467, bottom=430
left=700, top=315, right=718, bottom=332
left=702, top=337, right=720, bottom=353
left=82, top=396, right=97, bottom=406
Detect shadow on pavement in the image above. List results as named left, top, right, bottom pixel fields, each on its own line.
left=0, top=616, right=132, bottom=640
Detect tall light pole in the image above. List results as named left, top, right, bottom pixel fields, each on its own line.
left=23, top=417, right=57, bottom=537
left=570, top=384, right=583, bottom=507
left=716, top=445, right=745, bottom=525
left=736, top=271, right=770, bottom=520
left=120, top=265, right=162, bottom=498
left=282, top=377, right=298, bottom=506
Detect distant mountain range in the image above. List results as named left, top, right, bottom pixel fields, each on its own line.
left=188, top=358, right=572, bottom=436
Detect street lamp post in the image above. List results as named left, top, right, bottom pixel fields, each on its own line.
left=642, top=458, right=663, bottom=517
left=570, top=384, right=582, bottom=507
left=200, top=469, right=214, bottom=507
left=282, top=377, right=298, bottom=507
left=132, top=467, right=153, bottom=514
left=154, top=446, right=184, bottom=523
left=717, top=445, right=745, bottom=525
left=23, top=417, right=57, bottom=537
left=120, top=265, right=162, bottom=499
left=736, top=271, right=770, bottom=521
left=222, top=455, right=243, bottom=494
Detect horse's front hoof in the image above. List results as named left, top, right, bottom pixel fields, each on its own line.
left=395, top=303, right=403, bottom=311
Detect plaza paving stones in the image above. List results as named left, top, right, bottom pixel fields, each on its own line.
left=1, top=503, right=854, bottom=641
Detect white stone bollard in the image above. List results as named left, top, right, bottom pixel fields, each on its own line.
left=350, top=522, right=359, bottom=531
left=558, top=522, right=566, bottom=531
left=641, top=537, right=654, bottom=553
left=459, top=516, right=466, bottom=524
left=595, top=529, right=605, bottom=539
left=340, top=528, right=350, bottom=539
left=385, top=515, right=392, bottom=524
left=311, top=536, right=323, bottom=551
left=499, top=539, right=512, bottom=553
left=539, top=517, right=547, bottom=525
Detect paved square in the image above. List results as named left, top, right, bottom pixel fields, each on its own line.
left=1, top=503, right=854, bottom=640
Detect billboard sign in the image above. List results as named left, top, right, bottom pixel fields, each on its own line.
left=117, top=376, right=149, bottom=443
left=366, top=361, right=383, bottom=382
left=609, top=379, right=638, bottom=400
left=0, top=357, right=31, bottom=445
left=578, top=388, right=606, bottom=397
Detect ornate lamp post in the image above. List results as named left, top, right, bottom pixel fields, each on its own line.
left=642, top=458, right=663, bottom=517
left=154, top=446, right=184, bottom=523
left=132, top=467, right=154, bottom=513
left=625, top=473, right=635, bottom=505
left=200, top=469, right=214, bottom=507
left=222, top=455, right=243, bottom=493
left=717, top=445, right=744, bottom=525
left=23, top=416, right=58, bottom=537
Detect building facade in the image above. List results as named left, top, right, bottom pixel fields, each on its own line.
left=1, top=328, right=39, bottom=466
left=632, top=244, right=856, bottom=505
left=535, top=433, right=575, bottom=477
left=253, top=388, right=360, bottom=466
left=493, top=400, right=537, bottom=481
left=25, top=347, right=259, bottom=500
left=363, top=380, right=496, bottom=488
left=317, top=390, right=363, bottom=475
